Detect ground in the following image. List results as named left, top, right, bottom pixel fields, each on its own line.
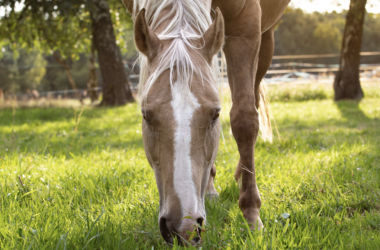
left=0, top=83, right=379, bottom=249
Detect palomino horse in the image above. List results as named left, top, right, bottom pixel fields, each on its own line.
left=123, top=0, right=290, bottom=245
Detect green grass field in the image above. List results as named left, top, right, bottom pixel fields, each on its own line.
left=1, top=85, right=380, bottom=249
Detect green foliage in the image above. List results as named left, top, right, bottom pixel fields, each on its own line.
left=0, top=49, right=92, bottom=94
left=0, top=86, right=380, bottom=249
left=312, top=22, right=342, bottom=53
left=274, top=8, right=380, bottom=64
left=275, top=9, right=345, bottom=57
left=0, top=0, right=135, bottom=60
left=0, top=1, right=92, bottom=60
left=108, top=2, right=136, bottom=57
left=0, top=48, right=46, bottom=93
left=39, top=54, right=90, bottom=92
left=362, top=13, right=380, bottom=53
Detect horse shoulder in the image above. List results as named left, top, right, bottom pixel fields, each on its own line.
left=212, top=0, right=290, bottom=33
left=260, top=0, right=291, bottom=33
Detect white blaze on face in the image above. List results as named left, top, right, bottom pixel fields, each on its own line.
left=171, top=82, right=200, bottom=217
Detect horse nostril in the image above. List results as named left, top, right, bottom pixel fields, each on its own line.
left=196, top=217, right=204, bottom=235
left=188, top=218, right=204, bottom=245
left=196, top=218, right=204, bottom=227
left=159, top=217, right=174, bottom=244
left=192, top=236, right=201, bottom=244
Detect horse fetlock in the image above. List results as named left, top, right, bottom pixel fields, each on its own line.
left=239, top=194, right=262, bottom=212
left=239, top=184, right=262, bottom=207
left=238, top=184, right=262, bottom=230
left=239, top=199, right=263, bottom=230
left=248, top=216, right=264, bottom=230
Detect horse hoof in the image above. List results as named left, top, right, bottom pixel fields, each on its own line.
left=206, top=193, right=219, bottom=200
left=249, top=217, right=264, bottom=231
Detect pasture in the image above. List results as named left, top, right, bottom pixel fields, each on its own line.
left=1, top=83, right=380, bottom=249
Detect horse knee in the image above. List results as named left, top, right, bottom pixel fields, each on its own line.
left=230, top=105, right=259, bottom=143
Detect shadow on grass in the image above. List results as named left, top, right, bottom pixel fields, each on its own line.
left=268, top=102, right=377, bottom=134
left=0, top=126, right=144, bottom=156
left=0, top=105, right=143, bottom=156
left=335, top=100, right=371, bottom=122
left=0, top=107, right=108, bottom=125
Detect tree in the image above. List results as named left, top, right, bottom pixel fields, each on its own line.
left=334, top=0, right=367, bottom=101
left=0, top=0, right=135, bottom=105
left=91, top=0, right=134, bottom=106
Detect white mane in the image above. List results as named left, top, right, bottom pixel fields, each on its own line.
left=133, top=0, right=220, bottom=104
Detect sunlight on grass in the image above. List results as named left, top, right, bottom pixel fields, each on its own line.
left=0, top=86, right=379, bottom=249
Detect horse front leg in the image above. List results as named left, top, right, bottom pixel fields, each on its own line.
left=206, top=164, right=219, bottom=199
left=222, top=0, right=263, bottom=230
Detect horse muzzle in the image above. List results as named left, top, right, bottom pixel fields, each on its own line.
left=159, top=213, right=204, bottom=245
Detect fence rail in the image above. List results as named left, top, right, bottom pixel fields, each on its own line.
left=266, top=65, right=380, bottom=75
left=272, top=51, right=380, bottom=60
left=217, top=52, right=380, bottom=76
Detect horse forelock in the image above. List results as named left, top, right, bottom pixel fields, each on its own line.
left=133, top=0, right=220, bottom=105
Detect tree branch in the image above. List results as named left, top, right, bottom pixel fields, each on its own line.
left=16, top=1, right=31, bottom=25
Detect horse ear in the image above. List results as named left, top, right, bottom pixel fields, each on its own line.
left=202, top=8, right=225, bottom=62
left=122, top=0, right=133, bottom=14
left=134, top=8, right=162, bottom=59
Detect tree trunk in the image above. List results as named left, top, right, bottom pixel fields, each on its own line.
left=52, top=51, right=80, bottom=100
left=87, top=39, right=99, bottom=103
left=334, top=0, right=367, bottom=101
left=91, top=0, right=134, bottom=106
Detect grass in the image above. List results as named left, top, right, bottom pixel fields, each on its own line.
left=266, top=81, right=380, bottom=102
left=0, top=84, right=380, bottom=249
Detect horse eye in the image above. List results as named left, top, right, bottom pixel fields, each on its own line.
left=142, top=113, right=152, bottom=125
left=212, top=110, right=220, bottom=124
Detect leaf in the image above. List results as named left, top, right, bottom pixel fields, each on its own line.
left=20, top=189, right=37, bottom=199
left=281, top=212, right=290, bottom=219
left=181, top=216, right=192, bottom=221
left=187, top=228, right=197, bottom=242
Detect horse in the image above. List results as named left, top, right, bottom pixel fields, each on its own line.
left=122, top=0, right=290, bottom=245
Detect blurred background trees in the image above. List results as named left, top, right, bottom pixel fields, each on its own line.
left=1, top=2, right=379, bottom=103
left=274, top=8, right=380, bottom=64
left=0, top=49, right=46, bottom=93
left=0, top=0, right=135, bottom=105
